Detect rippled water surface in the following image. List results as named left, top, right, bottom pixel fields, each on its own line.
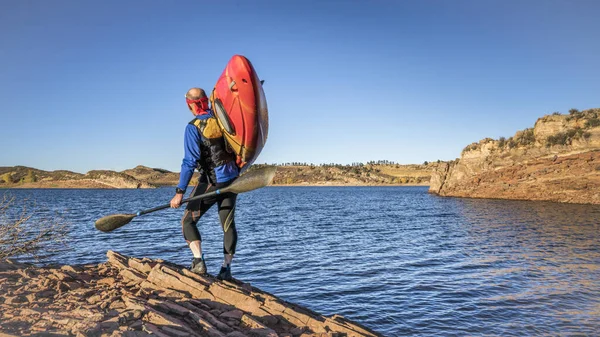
left=4, top=187, right=600, bottom=336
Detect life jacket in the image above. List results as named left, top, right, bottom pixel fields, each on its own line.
left=189, top=116, right=235, bottom=182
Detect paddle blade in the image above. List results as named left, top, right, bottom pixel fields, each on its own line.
left=95, top=213, right=136, bottom=232
left=226, top=166, right=277, bottom=194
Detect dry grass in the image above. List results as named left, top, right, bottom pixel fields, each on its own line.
left=376, top=165, right=432, bottom=178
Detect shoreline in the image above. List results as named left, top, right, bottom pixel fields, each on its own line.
left=1, top=183, right=430, bottom=189
left=0, top=251, right=381, bottom=337
left=270, top=183, right=429, bottom=187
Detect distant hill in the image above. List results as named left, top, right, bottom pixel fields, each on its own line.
left=0, top=166, right=153, bottom=189
left=121, top=165, right=187, bottom=186
left=0, top=162, right=438, bottom=189
left=253, top=163, right=438, bottom=186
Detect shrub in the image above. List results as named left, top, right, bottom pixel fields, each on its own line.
left=507, top=137, right=517, bottom=148
left=498, top=136, right=506, bottom=148
left=517, top=128, right=536, bottom=145
left=0, top=195, right=68, bottom=260
left=546, top=132, right=569, bottom=146
left=585, top=118, right=600, bottom=128
left=552, top=111, right=561, bottom=116
left=423, top=161, right=429, bottom=165
left=462, top=143, right=479, bottom=153
left=583, top=132, right=592, bottom=139
left=569, top=108, right=580, bottom=115
left=20, top=170, right=37, bottom=184
left=0, top=173, right=11, bottom=184
left=566, top=128, right=578, bottom=139
left=507, top=129, right=536, bottom=147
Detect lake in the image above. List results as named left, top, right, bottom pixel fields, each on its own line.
left=3, top=186, right=600, bottom=336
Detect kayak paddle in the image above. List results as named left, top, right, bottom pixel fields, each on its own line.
left=95, top=166, right=277, bottom=232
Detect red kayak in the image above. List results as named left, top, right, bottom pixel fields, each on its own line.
left=210, top=55, right=269, bottom=172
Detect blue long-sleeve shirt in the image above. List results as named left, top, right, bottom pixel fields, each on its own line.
left=177, top=112, right=239, bottom=191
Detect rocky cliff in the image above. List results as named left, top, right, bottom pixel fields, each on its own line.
left=0, top=251, right=380, bottom=337
left=430, top=108, right=600, bottom=204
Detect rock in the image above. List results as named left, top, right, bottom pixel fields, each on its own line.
left=61, top=265, right=83, bottom=273
left=142, top=322, right=171, bottom=337
left=5, top=295, right=27, bottom=304
left=220, top=310, right=244, bottom=320
left=225, top=319, right=240, bottom=327
left=129, top=320, right=144, bottom=330
left=240, top=314, right=278, bottom=336
left=208, top=282, right=269, bottom=317
left=51, top=270, right=74, bottom=281
left=98, top=277, right=117, bottom=286
left=146, top=265, right=212, bottom=300
left=179, top=301, right=232, bottom=333
left=430, top=110, right=600, bottom=204
left=38, top=289, right=57, bottom=298
left=16, top=268, right=37, bottom=279
left=259, top=315, right=279, bottom=326
left=122, top=295, right=146, bottom=311
left=122, top=330, right=150, bottom=337
left=119, top=310, right=138, bottom=325
left=56, top=281, right=70, bottom=293
left=109, top=300, right=126, bottom=310
left=226, top=332, right=248, bottom=337
left=133, top=309, right=144, bottom=319
left=128, top=258, right=153, bottom=274
left=147, top=299, right=188, bottom=316
left=88, top=294, right=102, bottom=304
left=143, top=309, right=197, bottom=336
left=66, top=281, right=83, bottom=290
left=20, top=308, right=43, bottom=317
left=0, top=251, right=381, bottom=337
left=119, top=268, right=146, bottom=284
left=162, top=326, right=192, bottom=336
left=106, top=309, right=121, bottom=318
left=160, top=289, right=190, bottom=299
left=100, top=317, right=120, bottom=330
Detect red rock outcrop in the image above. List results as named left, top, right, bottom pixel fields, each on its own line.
left=0, top=251, right=380, bottom=337
left=430, top=109, right=600, bottom=204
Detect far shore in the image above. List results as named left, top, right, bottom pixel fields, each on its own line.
left=1, top=183, right=430, bottom=189
left=270, top=183, right=429, bottom=187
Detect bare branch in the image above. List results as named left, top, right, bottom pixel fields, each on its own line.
left=0, top=193, right=69, bottom=261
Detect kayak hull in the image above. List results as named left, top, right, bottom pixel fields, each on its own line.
left=211, top=55, right=268, bottom=172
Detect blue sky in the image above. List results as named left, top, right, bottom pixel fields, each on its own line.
left=1, top=1, right=599, bottom=173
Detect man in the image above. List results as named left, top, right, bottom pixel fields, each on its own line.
left=170, top=87, right=239, bottom=281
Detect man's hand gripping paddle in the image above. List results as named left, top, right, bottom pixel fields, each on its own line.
left=94, top=166, right=277, bottom=233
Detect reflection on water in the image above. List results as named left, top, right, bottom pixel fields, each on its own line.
left=3, top=187, right=600, bottom=336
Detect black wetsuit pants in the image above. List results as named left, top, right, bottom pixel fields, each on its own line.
left=180, top=176, right=237, bottom=255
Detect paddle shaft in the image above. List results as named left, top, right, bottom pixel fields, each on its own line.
left=137, top=188, right=225, bottom=216
left=135, top=166, right=276, bottom=217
